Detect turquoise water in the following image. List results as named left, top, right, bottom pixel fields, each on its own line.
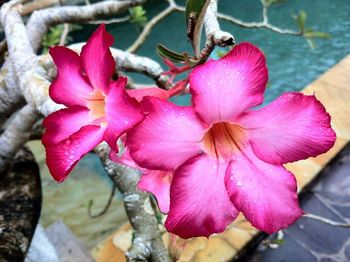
left=74, top=0, right=350, bottom=104
left=41, top=0, right=350, bottom=249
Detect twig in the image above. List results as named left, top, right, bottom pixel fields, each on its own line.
left=88, top=183, right=117, bottom=219
left=127, top=5, right=175, bottom=53
left=216, top=0, right=300, bottom=35
left=303, top=213, right=350, bottom=228
left=88, top=15, right=130, bottom=25
left=95, top=143, right=170, bottom=262
left=59, top=23, right=70, bottom=46
left=217, top=12, right=299, bottom=35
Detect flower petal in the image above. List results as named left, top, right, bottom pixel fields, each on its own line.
left=109, top=143, right=142, bottom=170
left=127, top=87, right=170, bottom=103
left=104, top=77, right=144, bottom=151
left=81, top=24, right=115, bottom=93
left=138, top=170, right=173, bottom=213
left=190, top=42, right=268, bottom=124
left=225, top=146, right=303, bottom=234
left=49, top=46, right=92, bottom=107
left=42, top=106, right=91, bottom=145
left=165, top=154, right=238, bottom=238
left=45, top=125, right=105, bottom=182
left=127, top=97, right=206, bottom=170
left=239, top=92, right=336, bottom=164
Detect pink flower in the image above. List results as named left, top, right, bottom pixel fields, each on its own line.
left=127, top=43, right=336, bottom=238
left=42, top=24, right=143, bottom=182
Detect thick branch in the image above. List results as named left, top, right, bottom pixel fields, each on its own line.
left=0, top=104, right=40, bottom=173
left=1, top=0, right=62, bottom=116
left=26, top=0, right=146, bottom=53
left=95, top=143, right=170, bottom=262
left=204, top=0, right=234, bottom=47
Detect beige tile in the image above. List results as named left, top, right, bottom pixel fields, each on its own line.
left=285, top=160, right=322, bottom=189
left=191, top=237, right=237, bottom=262
left=221, top=227, right=256, bottom=250
left=316, top=55, right=350, bottom=90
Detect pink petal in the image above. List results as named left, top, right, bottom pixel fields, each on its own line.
left=138, top=170, right=173, bottom=213
left=127, top=97, right=206, bottom=171
left=165, top=154, right=238, bottom=238
left=42, top=106, right=91, bottom=145
left=239, top=92, right=336, bottom=164
left=190, top=42, right=268, bottom=124
left=49, top=46, right=92, bottom=107
left=109, top=138, right=143, bottom=170
left=81, top=24, right=115, bottom=94
left=225, top=146, right=303, bottom=234
left=45, top=125, right=105, bottom=182
left=127, top=87, right=170, bottom=103
left=104, top=77, right=144, bottom=151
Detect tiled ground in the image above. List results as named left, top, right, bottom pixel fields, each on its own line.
left=248, top=144, right=350, bottom=262
left=92, top=55, right=350, bottom=261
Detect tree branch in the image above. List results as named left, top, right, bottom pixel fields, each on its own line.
left=0, top=104, right=41, bottom=173
left=204, top=0, right=234, bottom=47
left=26, top=0, right=147, bottom=53
left=127, top=5, right=175, bottom=53
left=1, top=0, right=63, bottom=116
left=95, top=143, right=170, bottom=262
left=303, top=213, right=350, bottom=228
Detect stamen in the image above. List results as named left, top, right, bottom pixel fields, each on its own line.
left=202, top=122, right=245, bottom=159
left=86, top=90, right=106, bottom=123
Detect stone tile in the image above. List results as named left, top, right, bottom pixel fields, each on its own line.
left=253, top=145, right=350, bottom=262
left=257, top=232, right=318, bottom=262
left=288, top=194, right=348, bottom=254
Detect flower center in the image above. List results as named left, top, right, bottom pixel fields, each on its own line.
left=86, top=90, right=106, bottom=124
left=202, top=122, right=245, bottom=159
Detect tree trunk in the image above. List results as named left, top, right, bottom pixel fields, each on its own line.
left=0, top=147, right=42, bottom=262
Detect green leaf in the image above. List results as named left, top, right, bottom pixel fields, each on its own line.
left=129, top=6, right=148, bottom=27
left=87, top=199, right=94, bottom=209
left=185, top=0, right=211, bottom=57
left=156, top=44, right=200, bottom=67
left=156, top=44, right=186, bottom=63
left=304, top=30, right=331, bottom=39
left=292, top=10, right=306, bottom=34
left=306, top=38, right=316, bottom=49
left=42, top=24, right=65, bottom=53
